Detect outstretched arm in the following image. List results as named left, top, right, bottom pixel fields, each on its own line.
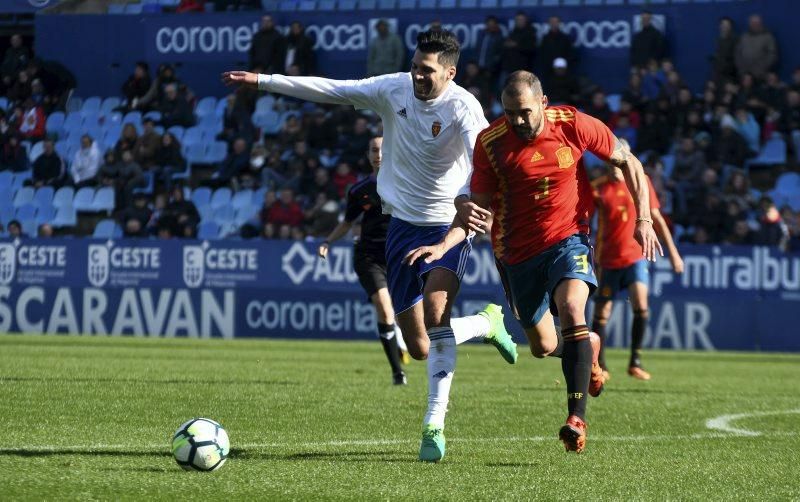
left=651, top=207, right=683, bottom=273
left=607, top=138, right=663, bottom=261
left=222, top=70, right=384, bottom=109
left=405, top=193, right=493, bottom=265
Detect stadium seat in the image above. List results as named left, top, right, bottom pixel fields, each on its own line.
left=108, top=3, right=126, bottom=13
left=479, top=0, right=497, bottom=7
left=93, top=219, right=118, bottom=239
left=235, top=205, right=259, bottom=226
left=210, top=187, right=232, bottom=210
left=182, top=127, right=206, bottom=146
left=350, top=0, right=369, bottom=8
left=20, top=219, right=37, bottom=237
left=195, top=97, right=217, bottom=119
left=0, top=172, right=12, bottom=192
left=419, top=0, right=436, bottom=7
left=73, top=187, right=96, bottom=211
left=197, top=204, right=214, bottom=222
left=0, top=203, right=14, bottom=227
left=65, top=96, right=82, bottom=114
left=103, top=124, right=123, bottom=147
left=122, top=111, right=142, bottom=127
left=91, top=187, right=115, bottom=214
left=144, top=111, right=162, bottom=123
left=46, top=112, right=65, bottom=138
left=661, top=154, right=676, bottom=178
left=81, top=97, right=102, bottom=117
left=35, top=205, right=56, bottom=226
left=53, top=187, right=74, bottom=209
left=0, top=97, right=8, bottom=111
left=214, top=205, right=235, bottom=225
left=206, top=141, right=228, bottom=164
left=255, top=96, right=276, bottom=113
left=33, top=186, right=55, bottom=209
left=13, top=187, right=35, bottom=208
left=317, top=0, right=336, bottom=8
left=607, top=94, right=621, bottom=113
left=15, top=203, right=37, bottom=223
left=54, top=140, right=71, bottom=159
left=440, top=0, right=457, bottom=7
left=166, top=125, right=185, bottom=142
left=278, top=0, right=297, bottom=10
left=63, top=113, right=84, bottom=135
left=124, top=3, right=143, bottom=13
left=191, top=187, right=212, bottom=208
left=13, top=170, right=32, bottom=189
left=133, top=171, right=155, bottom=196
left=100, top=97, right=121, bottom=115
left=197, top=221, right=221, bottom=240
left=518, top=0, right=538, bottom=5
left=377, top=0, right=396, bottom=7
left=746, top=137, right=787, bottom=168
left=29, top=141, right=45, bottom=162
left=582, top=152, right=606, bottom=169
left=232, top=189, right=254, bottom=211
left=51, top=206, right=77, bottom=227
left=298, top=0, right=317, bottom=10
left=500, top=0, right=519, bottom=7
left=774, top=172, right=800, bottom=193
left=159, top=0, right=181, bottom=5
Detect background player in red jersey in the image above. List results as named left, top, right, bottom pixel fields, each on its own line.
left=591, top=138, right=684, bottom=381
left=405, top=71, right=662, bottom=453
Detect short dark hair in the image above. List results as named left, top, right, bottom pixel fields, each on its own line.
left=503, top=70, right=543, bottom=97
left=416, top=29, right=460, bottom=68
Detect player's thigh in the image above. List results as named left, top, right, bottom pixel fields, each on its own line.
left=421, top=267, right=460, bottom=329
left=523, top=310, right=560, bottom=358
left=497, top=256, right=551, bottom=334
left=369, top=287, right=394, bottom=325
left=396, top=302, right=429, bottom=360
left=627, top=282, right=649, bottom=311
left=593, top=298, right=613, bottom=322
left=547, top=234, right=596, bottom=326
left=552, top=279, right=591, bottom=327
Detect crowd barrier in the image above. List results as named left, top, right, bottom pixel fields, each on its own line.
left=1, top=237, right=797, bottom=351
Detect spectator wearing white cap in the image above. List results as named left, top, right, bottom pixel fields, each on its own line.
left=538, top=16, right=576, bottom=78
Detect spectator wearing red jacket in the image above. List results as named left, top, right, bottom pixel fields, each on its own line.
left=17, top=99, right=45, bottom=141
left=332, top=161, right=357, bottom=198
left=267, top=188, right=304, bottom=228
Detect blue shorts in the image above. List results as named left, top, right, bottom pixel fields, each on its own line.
left=385, top=217, right=472, bottom=314
left=496, top=233, right=597, bottom=329
left=595, top=259, right=649, bottom=301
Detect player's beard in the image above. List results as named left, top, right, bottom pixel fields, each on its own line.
left=513, top=115, right=542, bottom=141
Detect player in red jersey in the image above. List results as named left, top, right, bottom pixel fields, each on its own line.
left=591, top=139, right=684, bottom=381
left=404, top=71, right=662, bottom=453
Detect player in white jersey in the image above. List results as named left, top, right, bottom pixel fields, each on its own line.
left=223, top=30, right=518, bottom=462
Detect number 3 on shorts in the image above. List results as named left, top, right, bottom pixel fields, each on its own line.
left=573, top=254, right=589, bottom=274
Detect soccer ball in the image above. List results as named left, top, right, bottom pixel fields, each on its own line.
left=171, top=418, right=230, bottom=471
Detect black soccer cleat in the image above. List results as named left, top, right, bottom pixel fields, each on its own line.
left=393, top=371, right=407, bottom=385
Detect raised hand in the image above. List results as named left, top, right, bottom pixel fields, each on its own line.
left=221, top=71, right=259, bottom=88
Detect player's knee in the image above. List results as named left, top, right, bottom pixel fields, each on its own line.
left=556, top=298, right=585, bottom=324
left=423, top=312, right=448, bottom=330
left=408, top=346, right=428, bottom=360
left=530, top=340, right=558, bottom=358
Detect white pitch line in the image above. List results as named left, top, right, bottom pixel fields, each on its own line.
left=4, top=431, right=799, bottom=454
left=705, top=409, right=800, bottom=437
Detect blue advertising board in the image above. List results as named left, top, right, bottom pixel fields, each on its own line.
left=0, top=238, right=797, bottom=352
left=35, top=0, right=799, bottom=99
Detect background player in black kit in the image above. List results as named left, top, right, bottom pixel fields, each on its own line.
left=318, top=136, right=408, bottom=385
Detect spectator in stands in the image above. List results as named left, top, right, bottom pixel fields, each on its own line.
left=339, top=116, right=372, bottom=169
left=641, top=59, right=666, bottom=100
left=249, top=16, right=285, bottom=74
left=458, top=61, right=492, bottom=111
left=70, top=134, right=101, bottom=187
left=538, top=16, right=576, bottom=79
left=118, top=193, right=153, bottom=238
left=716, top=114, right=750, bottom=167
left=735, top=15, right=777, bottom=81
left=7, top=220, right=25, bottom=239
left=610, top=98, right=641, bottom=130
left=367, top=19, right=405, bottom=77
left=779, top=90, right=800, bottom=157
left=760, top=71, right=787, bottom=112
left=154, top=131, right=185, bottom=187
left=284, top=22, right=316, bottom=76
left=332, top=161, right=357, bottom=198
left=791, top=67, right=800, bottom=93
left=161, top=185, right=199, bottom=238
left=116, top=150, right=146, bottom=208
left=545, top=58, right=580, bottom=105
left=98, top=150, right=120, bottom=187
left=7, top=69, right=31, bottom=104
left=723, top=169, right=756, bottom=209
left=673, top=137, right=708, bottom=186
left=585, top=90, right=612, bottom=126
left=24, top=58, right=75, bottom=113
left=1, top=34, right=30, bottom=89
left=176, top=0, right=205, bottom=13
left=623, top=72, right=647, bottom=111
left=16, top=98, right=45, bottom=142
left=29, top=78, right=45, bottom=108
left=279, top=114, right=306, bottom=145
left=158, top=83, right=195, bottom=128
left=1, top=134, right=29, bottom=172
left=428, top=19, right=443, bottom=33
left=122, top=62, right=151, bottom=111
left=31, top=139, right=65, bottom=188
left=205, top=137, right=248, bottom=188
left=267, top=188, right=304, bottom=228
left=613, top=116, right=637, bottom=150
left=755, top=197, right=790, bottom=249
left=134, top=118, right=161, bottom=168
left=636, top=110, right=672, bottom=155
left=219, top=93, right=255, bottom=145
left=733, top=107, right=761, bottom=155
left=305, top=109, right=338, bottom=152
left=305, top=191, right=339, bottom=238
left=115, top=123, right=139, bottom=158
left=630, top=11, right=666, bottom=70
left=501, top=12, right=536, bottom=77
left=724, top=218, right=755, bottom=245
left=475, top=16, right=504, bottom=94
left=136, top=64, right=181, bottom=112
left=38, top=223, right=54, bottom=238
left=303, top=167, right=338, bottom=203
left=258, top=189, right=276, bottom=223
left=713, top=17, right=738, bottom=85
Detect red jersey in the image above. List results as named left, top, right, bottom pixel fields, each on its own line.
left=471, top=106, right=616, bottom=265
left=593, top=175, right=660, bottom=269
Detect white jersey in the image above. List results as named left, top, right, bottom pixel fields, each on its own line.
left=265, top=73, right=488, bottom=225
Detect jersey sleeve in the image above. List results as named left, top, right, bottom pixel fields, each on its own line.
left=457, top=98, right=491, bottom=197
left=469, top=135, right=499, bottom=194
left=267, top=73, right=398, bottom=114
left=646, top=176, right=661, bottom=210
left=343, top=188, right=363, bottom=222
left=574, top=111, right=616, bottom=161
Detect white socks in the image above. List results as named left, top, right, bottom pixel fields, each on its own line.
left=424, top=327, right=456, bottom=429
left=394, top=324, right=408, bottom=352
left=451, top=314, right=491, bottom=345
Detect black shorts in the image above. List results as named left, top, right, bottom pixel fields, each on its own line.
left=354, top=248, right=387, bottom=297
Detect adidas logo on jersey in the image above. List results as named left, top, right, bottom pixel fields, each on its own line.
left=397, top=108, right=407, bottom=118
left=531, top=151, right=544, bottom=162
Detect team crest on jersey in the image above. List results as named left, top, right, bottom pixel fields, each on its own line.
left=431, top=121, right=442, bottom=137
left=555, top=146, right=574, bottom=169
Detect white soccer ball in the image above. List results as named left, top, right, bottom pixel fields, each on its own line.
left=172, top=418, right=230, bottom=471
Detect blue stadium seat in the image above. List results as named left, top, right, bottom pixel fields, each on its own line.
left=143, top=111, right=162, bottom=122
left=13, top=187, right=35, bottom=208
left=103, top=124, right=123, bottom=147
left=562, top=0, right=582, bottom=5
left=53, top=187, right=74, bottom=209
left=73, top=187, right=96, bottom=211
left=377, top=0, right=396, bottom=7
left=183, top=143, right=206, bottom=167
left=0, top=97, right=8, bottom=111
left=159, top=0, right=181, bottom=5
left=298, top=0, right=317, bottom=10
left=133, top=171, right=155, bottom=196
left=108, top=3, right=126, bottom=13
left=63, top=113, right=84, bottom=134
left=91, top=187, right=115, bottom=214
left=191, top=187, right=212, bottom=208
left=774, top=172, right=800, bottom=194
left=54, top=140, right=71, bottom=160
left=252, top=187, right=268, bottom=206
left=195, top=97, right=217, bottom=119
left=20, top=219, right=37, bottom=237
left=351, top=0, right=370, bottom=8
left=198, top=115, right=223, bottom=135
left=33, top=186, right=55, bottom=208
left=518, top=0, right=538, bottom=5
left=182, top=127, right=206, bottom=146
left=197, top=204, right=214, bottom=222
left=214, top=205, right=235, bottom=225
left=35, top=205, right=56, bottom=226
left=661, top=154, right=676, bottom=178
left=582, top=152, right=606, bottom=169
left=747, top=137, right=787, bottom=168
left=278, top=0, right=297, bottom=10
left=0, top=172, right=12, bottom=192
left=440, top=0, right=456, bottom=7
left=398, top=0, right=415, bottom=8
left=100, top=97, right=121, bottom=115
left=205, top=141, right=228, bottom=164
left=255, top=96, right=276, bottom=112
left=214, top=99, right=227, bottom=118
left=124, top=3, right=143, bottom=13
left=29, top=141, right=45, bottom=162
left=81, top=97, right=102, bottom=117
left=252, top=110, right=282, bottom=135
left=235, top=205, right=259, bottom=226
left=93, top=219, right=118, bottom=239
left=0, top=203, right=14, bottom=227
left=539, top=0, right=558, bottom=6
left=15, top=203, right=37, bottom=223
left=479, top=0, right=497, bottom=7
left=197, top=221, right=221, bottom=240
left=65, top=97, right=82, bottom=114
left=211, top=187, right=232, bottom=210
left=261, top=0, right=280, bottom=9
left=122, top=111, right=142, bottom=127
left=167, top=125, right=186, bottom=141
left=46, top=112, right=65, bottom=138
left=500, top=0, right=518, bottom=7
left=419, top=0, right=435, bottom=7
left=607, top=93, right=621, bottom=113
left=51, top=206, right=77, bottom=227
left=232, top=189, right=254, bottom=211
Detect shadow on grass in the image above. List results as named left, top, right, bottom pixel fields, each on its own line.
left=485, top=461, right=540, bottom=467
left=0, top=376, right=295, bottom=386
left=231, top=448, right=416, bottom=463
left=0, top=449, right=171, bottom=458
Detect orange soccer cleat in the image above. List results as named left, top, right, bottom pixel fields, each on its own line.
left=558, top=415, right=587, bottom=453
left=628, top=365, right=651, bottom=380
left=588, top=332, right=606, bottom=397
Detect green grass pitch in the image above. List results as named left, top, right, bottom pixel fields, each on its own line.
left=1, top=334, right=798, bottom=500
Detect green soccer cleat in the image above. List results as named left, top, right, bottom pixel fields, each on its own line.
left=478, top=304, right=518, bottom=364
left=419, top=424, right=446, bottom=462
